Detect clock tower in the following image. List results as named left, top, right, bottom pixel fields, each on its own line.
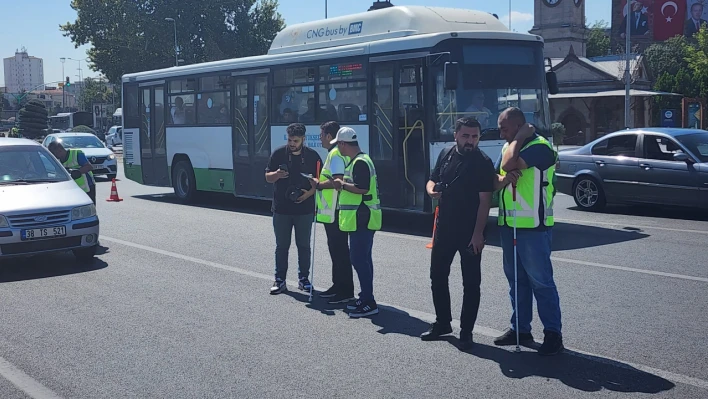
left=529, top=0, right=587, bottom=58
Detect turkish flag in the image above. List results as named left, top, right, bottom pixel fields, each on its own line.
left=654, top=0, right=687, bottom=41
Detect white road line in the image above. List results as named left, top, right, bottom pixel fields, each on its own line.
left=102, top=235, right=708, bottom=391
left=0, top=356, right=63, bottom=399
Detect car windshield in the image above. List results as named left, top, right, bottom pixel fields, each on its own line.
left=57, top=136, right=104, bottom=149
left=0, top=146, right=71, bottom=183
left=676, top=132, right=708, bottom=163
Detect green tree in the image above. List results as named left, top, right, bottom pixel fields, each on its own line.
left=70, top=125, right=96, bottom=133
left=60, top=0, right=285, bottom=83
left=18, top=100, right=49, bottom=139
left=78, top=78, right=112, bottom=112
left=586, top=20, right=611, bottom=58
left=551, top=123, right=566, bottom=147
left=645, top=36, right=688, bottom=78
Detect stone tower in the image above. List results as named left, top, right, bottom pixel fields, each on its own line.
left=529, top=0, right=587, bottom=58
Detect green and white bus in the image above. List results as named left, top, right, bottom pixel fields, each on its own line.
left=121, top=5, right=558, bottom=214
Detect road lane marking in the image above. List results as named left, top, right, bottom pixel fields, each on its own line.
left=0, top=356, right=63, bottom=399
left=376, top=232, right=708, bottom=284
left=101, top=235, right=708, bottom=391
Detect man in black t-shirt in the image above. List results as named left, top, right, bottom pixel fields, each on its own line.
left=420, top=117, right=498, bottom=350
left=265, top=123, right=322, bottom=295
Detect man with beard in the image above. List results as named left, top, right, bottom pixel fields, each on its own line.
left=265, top=123, right=322, bottom=295
left=421, top=117, right=515, bottom=350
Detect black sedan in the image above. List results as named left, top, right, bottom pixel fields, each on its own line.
left=555, top=128, right=708, bottom=211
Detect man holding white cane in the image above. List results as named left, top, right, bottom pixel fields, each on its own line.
left=495, top=107, right=563, bottom=356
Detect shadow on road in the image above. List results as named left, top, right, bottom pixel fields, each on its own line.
left=568, top=203, right=708, bottom=223
left=470, top=344, right=675, bottom=394
left=0, top=245, right=109, bottom=283
left=133, top=192, right=649, bottom=251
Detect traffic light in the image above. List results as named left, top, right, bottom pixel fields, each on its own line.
left=65, top=76, right=71, bottom=87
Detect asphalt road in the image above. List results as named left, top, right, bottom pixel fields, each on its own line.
left=1, top=166, right=708, bottom=398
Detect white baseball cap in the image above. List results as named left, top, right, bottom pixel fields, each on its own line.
left=330, top=127, right=358, bottom=145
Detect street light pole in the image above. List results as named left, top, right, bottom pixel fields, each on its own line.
left=325, top=0, right=328, bottom=19
left=624, top=4, right=631, bottom=129
left=509, top=0, right=512, bottom=31
left=165, top=18, right=179, bottom=66
left=60, top=57, right=66, bottom=111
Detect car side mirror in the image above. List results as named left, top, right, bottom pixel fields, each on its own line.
left=444, top=62, right=459, bottom=91
left=546, top=71, right=559, bottom=95
left=673, top=152, right=693, bottom=163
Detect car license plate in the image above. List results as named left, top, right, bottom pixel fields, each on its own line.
left=21, top=226, right=66, bottom=241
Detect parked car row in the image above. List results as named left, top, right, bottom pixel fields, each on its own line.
left=555, top=128, right=708, bottom=211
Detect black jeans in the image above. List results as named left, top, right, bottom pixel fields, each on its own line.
left=323, top=217, right=353, bottom=296
left=430, top=229, right=482, bottom=332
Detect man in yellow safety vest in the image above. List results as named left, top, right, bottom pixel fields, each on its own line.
left=313, top=121, right=355, bottom=304
left=328, top=127, right=381, bottom=318
left=494, top=107, right=563, bottom=356
left=48, top=141, right=96, bottom=204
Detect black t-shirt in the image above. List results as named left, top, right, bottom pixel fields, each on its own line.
left=350, top=155, right=372, bottom=231
left=266, top=145, right=322, bottom=215
left=429, top=146, right=495, bottom=234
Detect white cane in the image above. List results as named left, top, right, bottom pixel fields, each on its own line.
left=309, top=214, right=316, bottom=302
left=513, top=183, right=520, bottom=353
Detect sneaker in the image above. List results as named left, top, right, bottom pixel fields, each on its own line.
left=538, top=330, right=564, bottom=356
left=420, top=322, right=453, bottom=341
left=349, top=301, right=379, bottom=318
left=459, top=330, right=474, bottom=351
left=346, top=298, right=362, bottom=310
left=269, top=279, right=287, bottom=295
left=493, top=328, right=534, bottom=346
left=327, top=293, right=355, bottom=304
left=298, top=277, right=312, bottom=291
left=319, top=286, right=338, bottom=298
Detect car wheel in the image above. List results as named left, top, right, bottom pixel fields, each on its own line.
left=572, top=176, right=606, bottom=211
left=172, top=160, right=196, bottom=204
left=73, top=245, right=97, bottom=262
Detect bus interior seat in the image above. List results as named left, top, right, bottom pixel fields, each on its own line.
left=338, top=104, right=361, bottom=121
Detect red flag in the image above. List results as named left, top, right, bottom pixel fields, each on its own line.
left=654, top=0, right=687, bottom=41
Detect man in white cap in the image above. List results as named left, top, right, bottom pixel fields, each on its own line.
left=327, top=127, right=382, bottom=318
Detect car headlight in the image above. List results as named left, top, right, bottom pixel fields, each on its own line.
left=0, top=215, right=8, bottom=228
left=108, top=154, right=116, bottom=160
left=72, top=204, right=96, bottom=221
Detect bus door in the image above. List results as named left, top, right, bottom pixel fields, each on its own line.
left=232, top=70, right=271, bottom=198
left=139, top=81, right=169, bottom=186
left=370, top=58, right=427, bottom=211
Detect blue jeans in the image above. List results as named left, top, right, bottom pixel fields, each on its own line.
left=273, top=213, right=313, bottom=281
left=349, top=230, right=375, bottom=303
left=500, top=227, right=562, bottom=334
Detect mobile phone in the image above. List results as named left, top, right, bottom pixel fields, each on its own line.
left=279, top=164, right=288, bottom=172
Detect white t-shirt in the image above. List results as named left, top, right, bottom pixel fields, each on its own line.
left=329, top=155, right=345, bottom=175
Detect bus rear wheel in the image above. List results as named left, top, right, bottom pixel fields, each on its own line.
left=173, top=160, right=196, bottom=204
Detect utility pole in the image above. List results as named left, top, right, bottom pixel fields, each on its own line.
left=165, top=18, right=179, bottom=66
left=509, top=0, right=512, bottom=31
left=60, top=58, right=66, bottom=111
left=325, top=0, right=328, bottom=18
left=624, top=4, right=631, bottom=129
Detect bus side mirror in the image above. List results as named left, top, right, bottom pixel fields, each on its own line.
left=444, top=62, right=459, bottom=91
left=546, top=71, right=559, bottom=95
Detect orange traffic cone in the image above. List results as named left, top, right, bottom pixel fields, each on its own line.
left=106, top=178, right=123, bottom=202
left=426, top=206, right=439, bottom=249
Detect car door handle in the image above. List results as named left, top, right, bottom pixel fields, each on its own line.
left=595, top=161, right=605, bottom=166
left=639, top=163, right=652, bottom=169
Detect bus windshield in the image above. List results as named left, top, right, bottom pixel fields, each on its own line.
left=50, top=116, right=70, bottom=131
left=434, top=41, right=549, bottom=139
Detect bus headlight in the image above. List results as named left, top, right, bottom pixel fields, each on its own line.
left=0, top=215, right=8, bottom=228
left=72, top=205, right=96, bottom=220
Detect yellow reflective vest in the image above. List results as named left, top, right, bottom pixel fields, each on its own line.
left=62, top=149, right=93, bottom=193
left=498, top=135, right=556, bottom=229
left=338, top=153, right=382, bottom=232
left=316, top=146, right=350, bottom=224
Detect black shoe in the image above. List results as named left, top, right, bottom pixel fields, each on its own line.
left=298, top=277, right=312, bottom=291
left=493, top=328, right=534, bottom=346
left=319, top=286, right=338, bottom=298
left=348, top=301, right=379, bottom=318
left=420, top=322, right=453, bottom=341
left=346, top=298, right=362, bottom=310
left=459, top=330, right=474, bottom=351
left=327, top=293, right=355, bottom=304
left=538, top=330, right=564, bottom=356
left=269, top=279, right=287, bottom=295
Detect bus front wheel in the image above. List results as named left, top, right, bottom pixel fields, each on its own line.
left=173, top=160, right=196, bottom=204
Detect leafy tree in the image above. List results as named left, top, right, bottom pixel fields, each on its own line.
left=586, top=20, right=611, bottom=58
left=551, top=123, right=566, bottom=148
left=645, top=36, right=689, bottom=79
left=18, top=100, right=49, bottom=139
left=60, top=0, right=285, bottom=83
left=684, top=26, right=708, bottom=92
left=78, top=78, right=112, bottom=112
left=69, top=125, right=96, bottom=133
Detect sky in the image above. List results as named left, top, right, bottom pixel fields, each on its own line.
left=0, top=0, right=612, bottom=89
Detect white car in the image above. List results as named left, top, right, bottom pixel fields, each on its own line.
left=42, top=132, right=118, bottom=180
left=0, top=138, right=100, bottom=261
left=106, top=125, right=122, bottom=148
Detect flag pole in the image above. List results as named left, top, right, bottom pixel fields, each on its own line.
left=624, top=1, right=632, bottom=129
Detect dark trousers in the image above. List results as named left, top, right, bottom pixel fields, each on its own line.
left=350, top=229, right=375, bottom=303
left=273, top=213, right=313, bottom=281
left=430, top=230, right=482, bottom=332
left=87, top=185, right=96, bottom=205
left=323, top=218, right=353, bottom=296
